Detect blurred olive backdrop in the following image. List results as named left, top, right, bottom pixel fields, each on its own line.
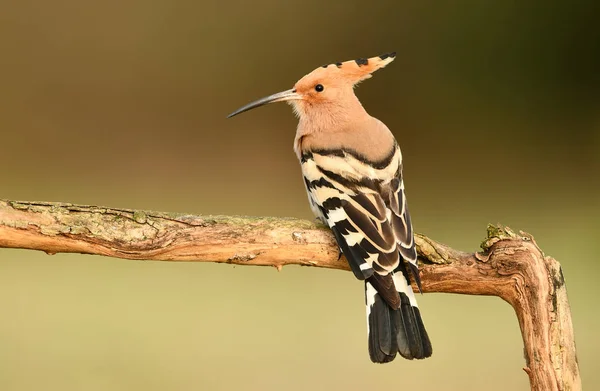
left=1, top=1, right=599, bottom=390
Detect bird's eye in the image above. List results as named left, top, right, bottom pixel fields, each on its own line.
left=315, top=84, right=324, bottom=92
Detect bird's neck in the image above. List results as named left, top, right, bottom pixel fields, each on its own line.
left=297, top=96, right=366, bottom=132
left=293, top=98, right=372, bottom=159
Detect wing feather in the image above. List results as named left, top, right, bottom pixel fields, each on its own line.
left=387, top=176, right=421, bottom=291
left=301, top=146, right=421, bottom=306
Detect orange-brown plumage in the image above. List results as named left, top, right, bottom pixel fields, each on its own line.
left=289, top=53, right=397, bottom=159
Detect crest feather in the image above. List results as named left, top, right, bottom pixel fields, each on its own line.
left=320, top=52, right=396, bottom=84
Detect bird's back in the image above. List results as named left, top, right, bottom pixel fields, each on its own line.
left=298, top=116, right=432, bottom=362
left=297, top=116, right=397, bottom=166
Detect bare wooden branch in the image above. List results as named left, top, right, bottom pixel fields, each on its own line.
left=0, top=199, right=581, bottom=391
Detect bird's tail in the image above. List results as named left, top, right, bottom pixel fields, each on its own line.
left=365, top=273, right=432, bottom=363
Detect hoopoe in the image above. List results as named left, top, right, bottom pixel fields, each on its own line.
left=227, top=52, right=432, bottom=363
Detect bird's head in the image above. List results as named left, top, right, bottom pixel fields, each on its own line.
left=227, top=52, right=396, bottom=120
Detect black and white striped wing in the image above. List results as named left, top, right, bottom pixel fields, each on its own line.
left=301, top=150, right=403, bottom=306
left=388, top=177, right=422, bottom=291
left=301, top=148, right=431, bottom=361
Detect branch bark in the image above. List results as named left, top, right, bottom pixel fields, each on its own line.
left=0, top=199, right=581, bottom=390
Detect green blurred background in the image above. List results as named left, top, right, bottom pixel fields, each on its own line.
left=1, top=1, right=598, bottom=390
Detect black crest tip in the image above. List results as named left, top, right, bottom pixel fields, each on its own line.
left=379, top=52, right=397, bottom=60
left=355, top=58, right=369, bottom=66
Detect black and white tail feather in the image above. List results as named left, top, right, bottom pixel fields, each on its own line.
left=301, top=143, right=432, bottom=363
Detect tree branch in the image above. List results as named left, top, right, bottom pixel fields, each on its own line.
left=0, top=199, right=581, bottom=391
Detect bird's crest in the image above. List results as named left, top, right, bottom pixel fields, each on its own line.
left=226, top=52, right=397, bottom=119
left=317, top=52, right=396, bottom=85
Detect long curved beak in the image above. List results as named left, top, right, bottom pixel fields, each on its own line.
left=227, top=88, right=301, bottom=118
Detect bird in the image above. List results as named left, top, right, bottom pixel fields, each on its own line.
left=227, top=52, right=432, bottom=363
